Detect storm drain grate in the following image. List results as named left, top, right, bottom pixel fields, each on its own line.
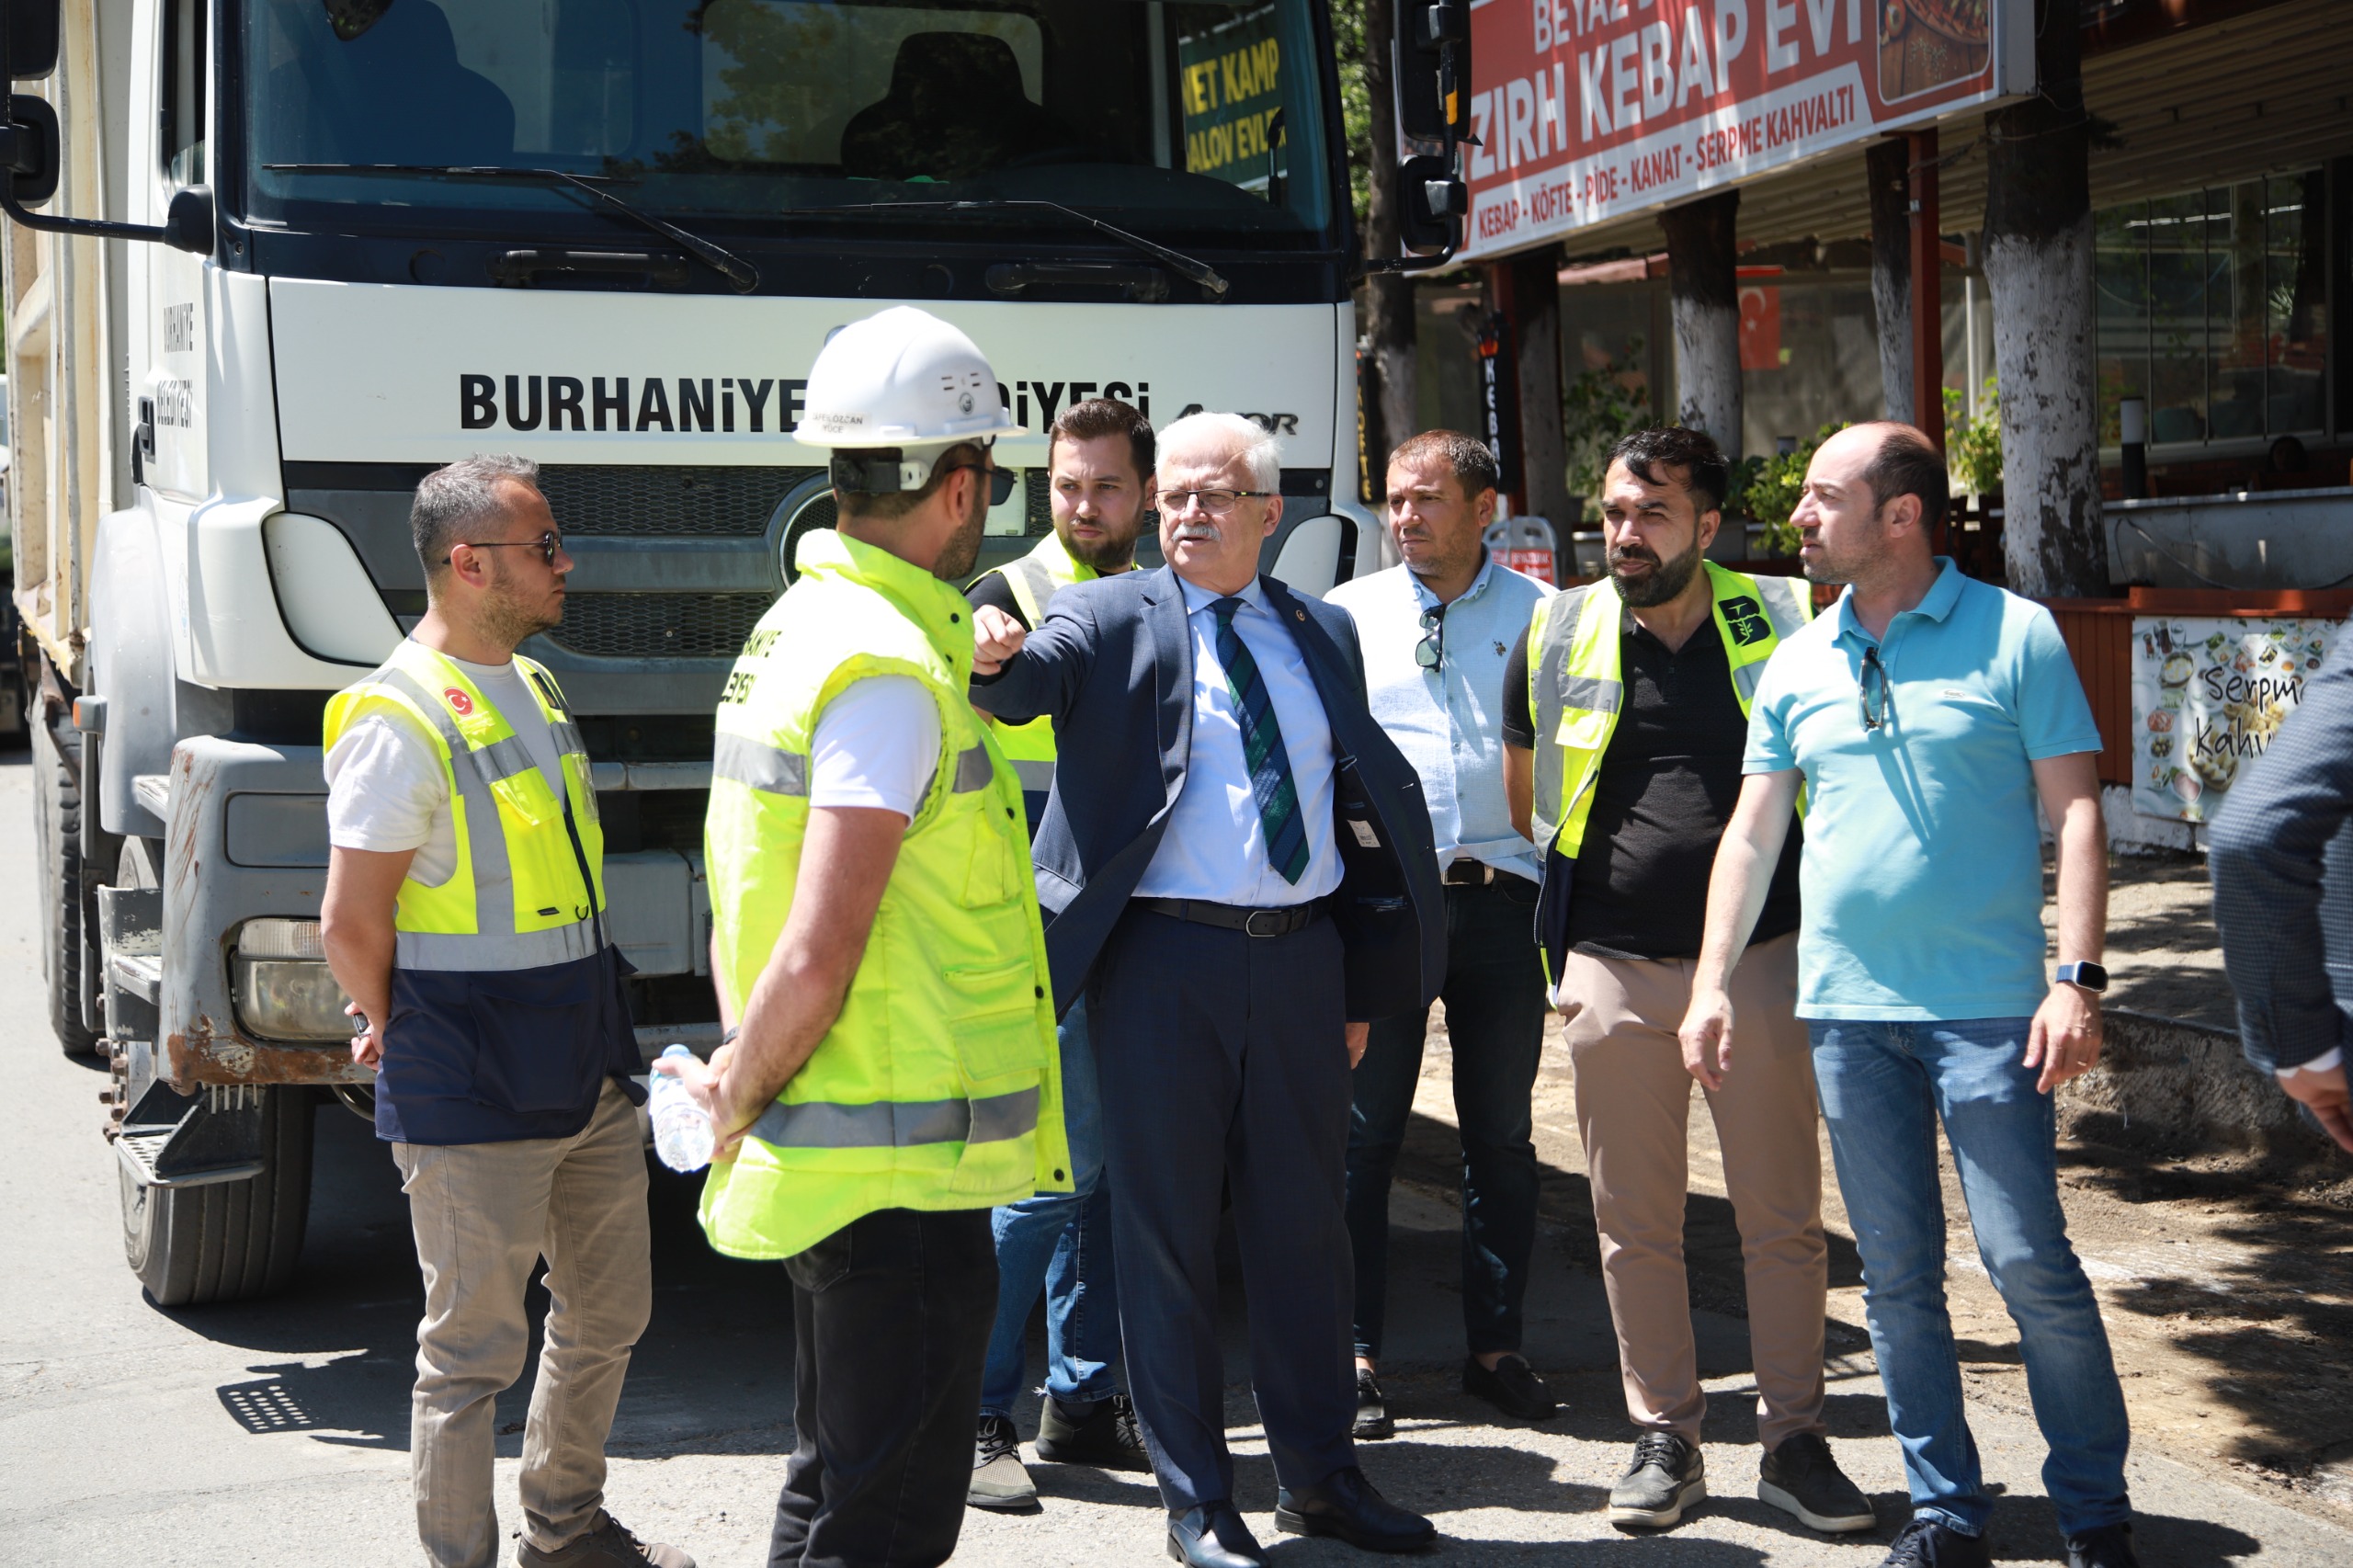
left=544, top=594, right=773, bottom=659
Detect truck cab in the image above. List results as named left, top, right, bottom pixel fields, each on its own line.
left=6, top=0, right=1464, bottom=1302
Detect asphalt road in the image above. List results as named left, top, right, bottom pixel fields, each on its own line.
left=0, top=749, right=2346, bottom=1567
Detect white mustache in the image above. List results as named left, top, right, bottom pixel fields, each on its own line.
left=1168, top=521, right=1220, bottom=543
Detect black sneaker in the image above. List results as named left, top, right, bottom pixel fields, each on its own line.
left=2065, top=1523, right=2142, bottom=1568
left=967, top=1414, right=1037, bottom=1511
left=1035, top=1392, right=1150, bottom=1470
left=1352, top=1367, right=1394, bottom=1440
left=1608, top=1433, right=1706, bottom=1528
left=1757, top=1431, right=1875, bottom=1533
left=1881, top=1517, right=1991, bottom=1568
left=1462, top=1354, right=1558, bottom=1421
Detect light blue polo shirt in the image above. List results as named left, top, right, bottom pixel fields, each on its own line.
left=1744, top=559, right=2100, bottom=1020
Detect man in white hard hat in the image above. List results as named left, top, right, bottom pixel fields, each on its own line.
left=662, top=306, right=1068, bottom=1568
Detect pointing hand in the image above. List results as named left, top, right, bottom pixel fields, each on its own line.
left=973, top=604, right=1028, bottom=676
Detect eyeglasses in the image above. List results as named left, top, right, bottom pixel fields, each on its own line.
left=1160, top=488, right=1273, bottom=517
left=1415, top=606, right=1445, bottom=670
left=947, top=463, right=1018, bottom=507
left=447, top=529, right=562, bottom=566
left=1858, top=646, right=1891, bottom=732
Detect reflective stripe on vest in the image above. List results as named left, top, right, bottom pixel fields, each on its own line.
left=1529, top=564, right=1812, bottom=859
left=712, top=733, right=994, bottom=798
left=327, top=649, right=605, bottom=972
left=748, top=1084, right=1040, bottom=1150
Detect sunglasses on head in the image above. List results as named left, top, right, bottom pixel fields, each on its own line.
left=448, top=529, right=562, bottom=567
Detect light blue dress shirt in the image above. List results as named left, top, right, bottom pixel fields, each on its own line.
left=1134, top=575, right=1343, bottom=907
left=1326, top=553, right=1552, bottom=883
left=1744, top=560, right=2102, bottom=1021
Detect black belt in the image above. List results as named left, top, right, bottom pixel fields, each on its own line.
left=1136, top=897, right=1326, bottom=937
left=1443, top=860, right=1497, bottom=886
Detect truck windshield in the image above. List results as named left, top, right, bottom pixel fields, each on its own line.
left=238, top=0, right=1335, bottom=247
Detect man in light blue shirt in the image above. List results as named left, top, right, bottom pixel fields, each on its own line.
left=1133, top=573, right=1343, bottom=906
left=1679, top=424, right=2139, bottom=1568
left=1326, top=431, right=1557, bottom=1438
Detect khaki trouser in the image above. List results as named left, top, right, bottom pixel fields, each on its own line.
left=393, top=1080, right=652, bottom=1568
left=1558, top=932, right=1828, bottom=1450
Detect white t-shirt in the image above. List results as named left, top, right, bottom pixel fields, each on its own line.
left=325, top=653, right=567, bottom=887
left=809, top=676, right=941, bottom=821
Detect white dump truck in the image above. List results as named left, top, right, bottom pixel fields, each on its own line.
left=4, top=0, right=1468, bottom=1302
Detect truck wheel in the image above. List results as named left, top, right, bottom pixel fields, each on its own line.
left=120, top=1086, right=315, bottom=1306
left=33, top=711, right=97, bottom=1056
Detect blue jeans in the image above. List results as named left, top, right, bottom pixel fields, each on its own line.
left=1811, top=1018, right=2131, bottom=1540
left=1346, top=877, right=1547, bottom=1361
left=980, top=996, right=1121, bottom=1417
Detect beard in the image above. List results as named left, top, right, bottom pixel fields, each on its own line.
left=1608, top=534, right=1705, bottom=608
left=931, top=474, right=991, bottom=583
left=481, top=562, right=562, bottom=649
left=1063, top=516, right=1145, bottom=573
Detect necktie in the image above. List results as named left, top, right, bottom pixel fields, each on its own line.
left=1211, top=596, right=1310, bottom=885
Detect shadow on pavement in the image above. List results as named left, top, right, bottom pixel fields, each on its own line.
left=162, top=1098, right=801, bottom=1459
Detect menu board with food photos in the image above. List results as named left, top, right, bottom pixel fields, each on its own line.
left=2131, top=616, right=2340, bottom=824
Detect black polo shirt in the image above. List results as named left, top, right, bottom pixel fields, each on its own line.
left=1505, top=617, right=1803, bottom=960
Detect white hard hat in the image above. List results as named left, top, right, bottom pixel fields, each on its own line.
left=794, top=306, right=1024, bottom=457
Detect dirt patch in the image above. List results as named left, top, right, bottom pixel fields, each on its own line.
left=1392, top=950, right=2353, bottom=1531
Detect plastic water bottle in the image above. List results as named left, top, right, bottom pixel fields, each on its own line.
left=649, top=1044, right=715, bottom=1173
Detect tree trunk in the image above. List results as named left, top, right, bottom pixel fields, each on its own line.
left=1359, top=0, right=1413, bottom=567
left=1984, top=14, right=2106, bottom=597
left=1658, top=191, right=1742, bottom=459
left=1509, top=244, right=1573, bottom=535
left=1867, top=137, right=1915, bottom=426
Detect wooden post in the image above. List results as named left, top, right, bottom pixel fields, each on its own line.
left=1907, top=128, right=1944, bottom=455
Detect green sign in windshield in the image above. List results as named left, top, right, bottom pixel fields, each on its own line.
left=1177, top=5, right=1284, bottom=191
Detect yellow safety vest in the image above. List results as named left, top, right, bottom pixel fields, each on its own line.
left=700, top=528, right=1069, bottom=1262
left=972, top=532, right=1098, bottom=797
left=323, top=640, right=607, bottom=971
left=1528, top=562, right=1813, bottom=862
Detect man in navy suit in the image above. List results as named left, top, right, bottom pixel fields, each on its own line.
left=971, top=413, right=1444, bottom=1567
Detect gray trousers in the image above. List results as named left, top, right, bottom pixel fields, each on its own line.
left=393, top=1080, right=652, bottom=1567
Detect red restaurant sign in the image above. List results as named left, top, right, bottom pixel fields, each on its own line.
left=1459, top=0, right=2034, bottom=261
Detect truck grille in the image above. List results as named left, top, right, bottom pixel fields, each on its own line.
left=544, top=593, right=773, bottom=659
left=539, top=465, right=823, bottom=537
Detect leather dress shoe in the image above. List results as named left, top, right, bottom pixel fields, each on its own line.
left=1165, top=1503, right=1267, bottom=1568
left=1275, top=1466, right=1436, bottom=1553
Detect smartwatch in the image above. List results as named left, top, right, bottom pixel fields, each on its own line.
left=2054, top=961, right=2109, bottom=994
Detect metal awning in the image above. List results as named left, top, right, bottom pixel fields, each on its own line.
left=1550, top=0, right=2353, bottom=260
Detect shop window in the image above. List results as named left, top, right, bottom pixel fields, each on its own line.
left=2096, top=170, right=2329, bottom=448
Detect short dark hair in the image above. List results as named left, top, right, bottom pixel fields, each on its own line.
left=412, top=454, right=541, bottom=581
left=833, top=441, right=984, bottom=524
left=1857, top=424, right=1949, bottom=532
left=1049, top=398, right=1154, bottom=483
left=1606, top=426, right=1729, bottom=515
left=1387, top=429, right=1498, bottom=499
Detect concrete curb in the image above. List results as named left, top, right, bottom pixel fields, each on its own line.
left=2063, top=1008, right=2336, bottom=1161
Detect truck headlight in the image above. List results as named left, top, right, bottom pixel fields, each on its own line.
left=232, top=918, right=352, bottom=1041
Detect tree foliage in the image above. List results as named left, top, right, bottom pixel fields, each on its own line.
left=1330, top=0, right=1372, bottom=228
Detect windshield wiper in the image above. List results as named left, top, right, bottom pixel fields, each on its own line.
left=779, top=199, right=1227, bottom=301
left=264, top=164, right=761, bottom=292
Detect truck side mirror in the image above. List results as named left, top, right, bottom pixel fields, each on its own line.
left=1392, top=0, right=1471, bottom=143
left=7, top=2, right=62, bottom=81
left=164, top=185, right=214, bottom=255
left=1395, top=153, right=1466, bottom=256
left=0, top=91, right=58, bottom=204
